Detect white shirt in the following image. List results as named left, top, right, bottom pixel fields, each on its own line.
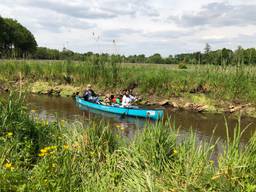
left=122, top=95, right=134, bottom=107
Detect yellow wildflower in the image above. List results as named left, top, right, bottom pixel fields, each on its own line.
left=63, top=144, right=69, bottom=149
left=31, top=109, right=36, bottom=113
left=50, top=145, right=57, bottom=150
left=44, top=146, right=51, bottom=151
left=4, top=162, right=12, bottom=169
left=38, top=153, right=45, bottom=157
left=6, top=132, right=13, bottom=137
left=40, top=148, right=48, bottom=153
left=173, top=149, right=178, bottom=155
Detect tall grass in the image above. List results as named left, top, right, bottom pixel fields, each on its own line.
left=1, top=60, right=256, bottom=102
left=0, top=95, right=255, bottom=191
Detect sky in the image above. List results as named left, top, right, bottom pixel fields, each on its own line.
left=1, top=0, right=256, bottom=56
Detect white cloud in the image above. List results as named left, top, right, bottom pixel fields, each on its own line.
left=169, top=2, right=256, bottom=27
left=1, top=0, right=256, bottom=56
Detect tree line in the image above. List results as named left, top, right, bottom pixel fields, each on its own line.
left=0, top=16, right=37, bottom=58
left=1, top=16, right=256, bottom=65
left=33, top=46, right=256, bottom=66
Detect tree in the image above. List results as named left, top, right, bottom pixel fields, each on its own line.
left=0, top=17, right=37, bottom=58
left=0, top=16, right=5, bottom=57
left=147, top=53, right=163, bottom=64
left=34, top=47, right=60, bottom=60
left=137, top=54, right=146, bottom=63
left=60, top=47, right=74, bottom=60
left=244, top=48, right=256, bottom=65
left=234, top=46, right=244, bottom=65
left=204, top=43, right=211, bottom=54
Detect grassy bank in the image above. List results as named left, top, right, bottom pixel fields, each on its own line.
left=0, top=94, right=256, bottom=191
left=0, top=60, right=256, bottom=99
left=1, top=59, right=256, bottom=114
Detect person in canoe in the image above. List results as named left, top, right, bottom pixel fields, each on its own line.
left=108, top=94, right=122, bottom=106
left=113, top=94, right=122, bottom=105
left=122, top=90, right=136, bottom=107
left=83, top=84, right=99, bottom=103
left=104, top=94, right=122, bottom=106
left=103, top=94, right=111, bottom=105
left=103, top=94, right=115, bottom=105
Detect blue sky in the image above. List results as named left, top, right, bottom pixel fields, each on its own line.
left=1, top=0, right=256, bottom=56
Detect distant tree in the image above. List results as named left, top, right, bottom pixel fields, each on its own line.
left=137, top=54, right=146, bottom=63
left=60, top=47, right=74, bottom=59
left=34, top=47, right=60, bottom=60
left=147, top=53, right=163, bottom=64
left=234, top=46, right=244, bottom=65
left=34, top=47, right=48, bottom=59
left=195, top=52, right=201, bottom=64
left=204, top=43, right=211, bottom=54
left=244, top=48, right=256, bottom=65
left=221, top=48, right=233, bottom=65
left=165, top=55, right=174, bottom=64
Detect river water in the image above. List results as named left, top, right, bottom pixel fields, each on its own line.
left=22, top=94, right=256, bottom=145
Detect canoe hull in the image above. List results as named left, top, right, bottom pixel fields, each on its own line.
left=76, top=96, right=163, bottom=120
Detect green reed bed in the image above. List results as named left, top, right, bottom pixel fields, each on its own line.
left=0, top=95, right=255, bottom=191
left=1, top=60, right=256, bottom=102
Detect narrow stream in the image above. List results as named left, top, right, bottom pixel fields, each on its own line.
left=23, top=94, right=256, bottom=144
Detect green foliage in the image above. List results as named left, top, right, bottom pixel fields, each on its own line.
left=26, top=45, right=256, bottom=66
left=34, top=47, right=60, bottom=60
left=0, top=16, right=37, bottom=58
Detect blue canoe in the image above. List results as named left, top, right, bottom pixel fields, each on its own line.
left=76, top=96, right=164, bottom=120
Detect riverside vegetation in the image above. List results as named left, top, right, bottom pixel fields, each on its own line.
left=1, top=59, right=256, bottom=115
left=0, top=94, right=256, bottom=191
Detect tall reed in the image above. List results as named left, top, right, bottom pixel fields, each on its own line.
left=1, top=60, right=256, bottom=102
